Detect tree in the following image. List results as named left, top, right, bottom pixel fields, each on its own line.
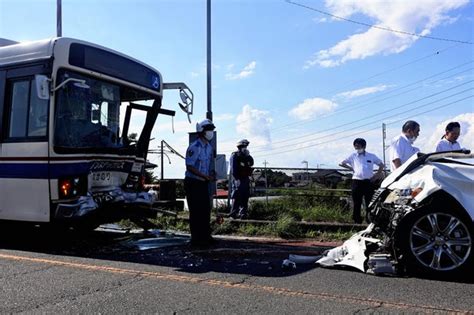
left=144, top=169, right=157, bottom=184
left=266, top=170, right=291, bottom=187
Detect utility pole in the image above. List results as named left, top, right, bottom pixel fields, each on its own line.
left=160, top=140, right=164, bottom=180
left=206, top=0, right=213, bottom=121
left=301, top=160, right=308, bottom=181
left=382, top=123, right=387, bottom=172
left=57, top=0, right=62, bottom=37
left=263, top=160, right=269, bottom=206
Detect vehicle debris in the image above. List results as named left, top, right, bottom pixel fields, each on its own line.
left=281, top=259, right=296, bottom=270
left=317, top=151, right=474, bottom=277
left=288, top=254, right=321, bottom=264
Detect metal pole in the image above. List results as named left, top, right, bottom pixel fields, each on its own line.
left=382, top=123, right=386, bottom=171
left=57, top=0, right=62, bottom=37
left=263, top=160, right=269, bottom=206
left=160, top=140, right=164, bottom=180
left=206, top=0, right=213, bottom=121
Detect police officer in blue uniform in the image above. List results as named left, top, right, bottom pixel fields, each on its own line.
left=184, top=119, right=216, bottom=247
left=229, top=139, right=254, bottom=219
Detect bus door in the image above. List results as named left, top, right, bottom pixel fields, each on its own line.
left=0, top=68, right=50, bottom=222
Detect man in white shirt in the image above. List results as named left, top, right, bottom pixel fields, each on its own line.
left=389, top=120, right=420, bottom=171
left=340, top=138, right=384, bottom=224
left=435, top=121, right=463, bottom=152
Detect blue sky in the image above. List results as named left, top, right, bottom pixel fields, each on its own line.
left=1, top=0, right=473, bottom=178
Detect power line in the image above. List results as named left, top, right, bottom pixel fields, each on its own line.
left=253, top=94, right=473, bottom=158
left=250, top=79, right=474, bottom=152
left=254, top=85, right=474, bottom=153
left=286, top=0, right=473, bottom=45
left=253, top=85, right=472, bottom=154
left=219, top=59, right=473, bottom=148
left=227, top=78, right=473, bottom=153
left=261, top=63, right=473, bottom=139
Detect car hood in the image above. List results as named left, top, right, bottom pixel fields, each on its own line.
left=382, top=153, right=474, bottom=221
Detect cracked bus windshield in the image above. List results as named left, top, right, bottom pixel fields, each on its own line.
left=54, top=69, right=154, bottom=151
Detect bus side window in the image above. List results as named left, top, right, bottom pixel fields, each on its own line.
left=7, top=78, right=48, bottom=139
left=9, top=80, right=29, bottom=137
left=0, top=71, right=5, bottom=140
left=28, top=78, right=48, bottom=137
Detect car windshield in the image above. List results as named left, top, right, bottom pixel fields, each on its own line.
left=54, top=69, right=155, bottom=151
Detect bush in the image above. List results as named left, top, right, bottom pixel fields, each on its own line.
left=274, top=215, right=301, bottom=239
left=248, top=194, right=352, bottom=223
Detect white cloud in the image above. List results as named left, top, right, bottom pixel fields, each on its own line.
left=236, top=104, right=273, bottom=148
left=154, top=120, right=194, bottom=133
left=190, top=71, right=199, bottom=78
left=214, top=113, right=235, bottom=122
left=305, top=0, right=469, bottom=68
left=424, top=113, right=474, bottom=152
left=226, top=61, right=257, bottom=80
left=313, top=17, right=328, bottom=23
left=335, top=84, right=391, bottom=100
left=289, top=98, right=338, bottom=120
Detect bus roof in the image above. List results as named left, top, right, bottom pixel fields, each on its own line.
left=0, top=37, right=162, bottom=80
left=0, top=38, right=55, bottom=66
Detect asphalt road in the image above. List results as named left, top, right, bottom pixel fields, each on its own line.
left=0, top=226, right=473, bottom=314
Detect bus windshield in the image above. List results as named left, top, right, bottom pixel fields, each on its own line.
left=54, top=69, right=155, bottom=152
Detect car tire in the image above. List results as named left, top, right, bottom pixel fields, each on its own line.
left=395, top=205, right=474, bottom=277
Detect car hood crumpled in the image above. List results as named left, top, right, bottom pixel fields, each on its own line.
left=387, top=160, right=474, bottom=220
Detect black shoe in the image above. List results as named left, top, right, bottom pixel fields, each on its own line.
left=191, top=239, right=210, bottom=248
left=207, top=237, right=218, bottom=245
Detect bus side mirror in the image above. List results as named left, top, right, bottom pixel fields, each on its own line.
left=35, top=75, right=50, bottom=100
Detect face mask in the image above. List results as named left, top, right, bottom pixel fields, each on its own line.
left=204, top=131, right=214, bottom=141
left=356, top=149, right=364, bottom=154
left=408, top=136, right=417, bottom=144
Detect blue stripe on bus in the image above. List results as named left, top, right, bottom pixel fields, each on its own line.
left=0, top=161, right=133, bottom=179
left=0, top=163, right=50, bottom=179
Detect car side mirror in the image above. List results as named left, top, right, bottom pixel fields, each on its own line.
left=35, top=75, right=50, bottom=100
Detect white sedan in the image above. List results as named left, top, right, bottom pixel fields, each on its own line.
left=318, top=150, right=473, bottom=276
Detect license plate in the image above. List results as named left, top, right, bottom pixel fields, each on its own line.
left=91, top=172, right=111, bottom=186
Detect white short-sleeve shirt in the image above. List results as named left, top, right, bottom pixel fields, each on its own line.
left=435, top=138, right=461, bottom=152
left=341, top=151, right=383, bottom=180
left=389, top=134, right=420, bottom=171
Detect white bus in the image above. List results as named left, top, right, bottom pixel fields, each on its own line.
left=0, top=37, right=193, bottom=229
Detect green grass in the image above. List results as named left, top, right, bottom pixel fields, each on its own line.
left=117, top=190, right=357, bottom=241
left=248, top=195, right=352, bottom=223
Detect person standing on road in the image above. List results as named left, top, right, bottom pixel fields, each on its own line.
left=229, top=139, right=254, bottom=219
left=184, top=119, right=216, bottom=247
left=435, top=122, right=464, bottom=152
left=339, top=138, right=384, bottom=224
left=389, top=120, right=420, bottom=171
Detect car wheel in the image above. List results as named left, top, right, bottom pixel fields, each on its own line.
left=397, top=207, right=473, bottom=276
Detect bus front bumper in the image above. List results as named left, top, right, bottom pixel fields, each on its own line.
left=55, top=190, right=154, bottom=219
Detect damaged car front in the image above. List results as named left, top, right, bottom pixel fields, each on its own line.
left=318, top=150, right=474, bottom=276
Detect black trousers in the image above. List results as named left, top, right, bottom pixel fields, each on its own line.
left=184, top=177, right=212, bottom=245
left=229, top=178, right=250, bottom=218
left=351, top=179, right=375, bottom=223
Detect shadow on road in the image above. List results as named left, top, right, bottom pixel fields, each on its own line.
left=1, top=222, right=472, bottom=284
left=0, top=222, right=324, bottom=278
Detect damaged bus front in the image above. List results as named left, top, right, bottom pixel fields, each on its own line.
left=0, top=37, right=192, bottom=229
